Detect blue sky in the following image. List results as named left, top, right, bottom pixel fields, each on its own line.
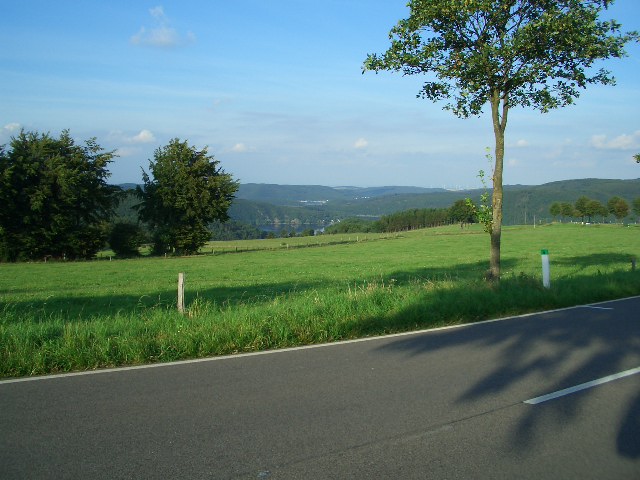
left=1, top=1, right=639, bottom=188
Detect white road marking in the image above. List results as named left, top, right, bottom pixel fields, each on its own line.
left=582, top=306, right=614, bottom=310
left=524, top=366, right=640, bottom=405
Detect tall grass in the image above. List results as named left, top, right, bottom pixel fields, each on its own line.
left=1, top=224, right=638, bottom=378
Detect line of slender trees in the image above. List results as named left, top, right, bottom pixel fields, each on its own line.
left=0, top=130, right=238, bottom=262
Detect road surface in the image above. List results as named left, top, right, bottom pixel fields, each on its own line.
left=1, top=296, right=639, bottom=479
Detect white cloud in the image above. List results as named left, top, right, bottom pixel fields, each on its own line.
left=229, top=143, right=256, bottom=153
left=130, top=129, right=156, bottom=144
left=507, top=158, right=520, bottom=167
left=514, top=139, right=529, bottom=148
left=354, top=138, right=368, bottom=149
left=3, top=123, right=21, bottom=133
left=590, top=130, right=640, bottom=150
left=131, top=6, right=196, bottom=48
left=231, top=143, right=248, bottom=153
left=109, top=129, right=156, bottom=144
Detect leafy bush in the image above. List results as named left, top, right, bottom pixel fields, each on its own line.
left=108, top=223, right=145, bottom=257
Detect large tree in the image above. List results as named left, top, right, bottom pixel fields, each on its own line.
left=136, top=139, right=239, bottom=255
left=560, top=202, right=575, bottom=222
left=549, top=202, right=562, bottom=222
left=449, top=198, right=476, bottom=227
left=0, top=130, right=119, bottom=261
left=574, top=195, right=591, bottom=222
left=607, top=195, right=629, bottom=222
left=364, top=0, right=637, bottom=279
left=587, top=198, right=607, bottom=222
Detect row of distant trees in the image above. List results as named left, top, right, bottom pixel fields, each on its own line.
left=0, top=130, right=238, bottom=262
left=327, top=193, right=640, bottom=235
left=325, top=200, right=476, bottom=234
left=549, top=196, right=640, bottom=224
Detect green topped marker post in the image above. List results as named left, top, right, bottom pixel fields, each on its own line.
left=541, top=249, right=550, bottom=289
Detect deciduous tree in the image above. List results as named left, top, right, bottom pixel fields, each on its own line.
left=607, top=196, right=629, bottom=222
left=586, top=199, right=607, bottom=222
left=560, top=202, right=575, bottom=222
left=136, top=139, right=238, bottom=255
left=449, top=199, right=476, bottom=227
left=574, top=196, right=591, bottom=222
left=364, top=0, right=637, bottom=279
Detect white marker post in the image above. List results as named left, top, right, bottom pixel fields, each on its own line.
left=178, top=273, right=185, bottom=314
left=541, top=249, right=550, bottom=289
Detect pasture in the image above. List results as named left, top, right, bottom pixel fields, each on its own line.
left=1, top=223, right=639, bottom=378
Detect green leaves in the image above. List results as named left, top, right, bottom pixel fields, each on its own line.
left=465, top=169, right=494, bottom=233
left=363, top=0, right=637, bottom=279
left=0, top=130, right=118, bottom=261
left=363, top=0, right=638, bottom=117
left=137, top=138, right=239, bottom=256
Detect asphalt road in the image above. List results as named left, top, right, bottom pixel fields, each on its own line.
left=1, top=297, right=639, bottom=479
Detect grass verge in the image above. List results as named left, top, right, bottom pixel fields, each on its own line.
left=1, top=224, right=638, bottom=378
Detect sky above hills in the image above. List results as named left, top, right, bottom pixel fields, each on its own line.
left=1, top=1, right=639, bottom=189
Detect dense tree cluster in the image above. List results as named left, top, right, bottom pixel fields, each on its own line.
left=374, top=208, right=451, bottom=232
left=324, top=218, right=378, bottom=234
left=0, top=131, right=238, bottom=261
left=326, top=201, right=482, bottom=234
left=0, top=131, right=120, bottom=261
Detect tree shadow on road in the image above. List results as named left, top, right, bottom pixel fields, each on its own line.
left=374, top=288, right=640, bottom=459
left=617, top=390, right=640, bottom=458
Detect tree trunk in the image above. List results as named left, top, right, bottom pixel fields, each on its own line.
left=489, top=90, right=508, bottom=281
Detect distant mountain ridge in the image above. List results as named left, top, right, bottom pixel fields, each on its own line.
left=236, top=183, right=446, bottom=205
left=117, top=178, right=640, bottom=228
left=230, top=178, right=640, bottom=227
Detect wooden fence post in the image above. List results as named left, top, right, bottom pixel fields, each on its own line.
left=178, top=273, right=185, bottom=314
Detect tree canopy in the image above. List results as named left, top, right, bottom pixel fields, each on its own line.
left=364, top=0, right=637, bottom=279
left=0, top=130, right=119, bottom=261
left=136, top=139, right=239, bottom=255
left=607, top=196, right=629, bottom=221
left=549, top=202, right=562, bottom=220
left=449, top=199, right=477, bottom=226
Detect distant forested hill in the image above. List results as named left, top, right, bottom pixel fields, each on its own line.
left=118, top=178, right=640, bottom=229
left=236, top=183, right=445, bottom=204
left=501, top=178, right=640, bottom=224
left=230, top=178, right=640, bottom=227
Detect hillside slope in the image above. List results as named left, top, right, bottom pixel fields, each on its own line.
left=230, top=178, right=640, bottom=227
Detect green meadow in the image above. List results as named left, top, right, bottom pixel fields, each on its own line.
left=1, top=223, right=639, bottom=379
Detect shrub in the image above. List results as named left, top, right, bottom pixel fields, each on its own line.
left=108, top=223, right=144, bottom=257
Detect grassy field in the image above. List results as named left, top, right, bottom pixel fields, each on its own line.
left=1, top=223, right=639, bottom=378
